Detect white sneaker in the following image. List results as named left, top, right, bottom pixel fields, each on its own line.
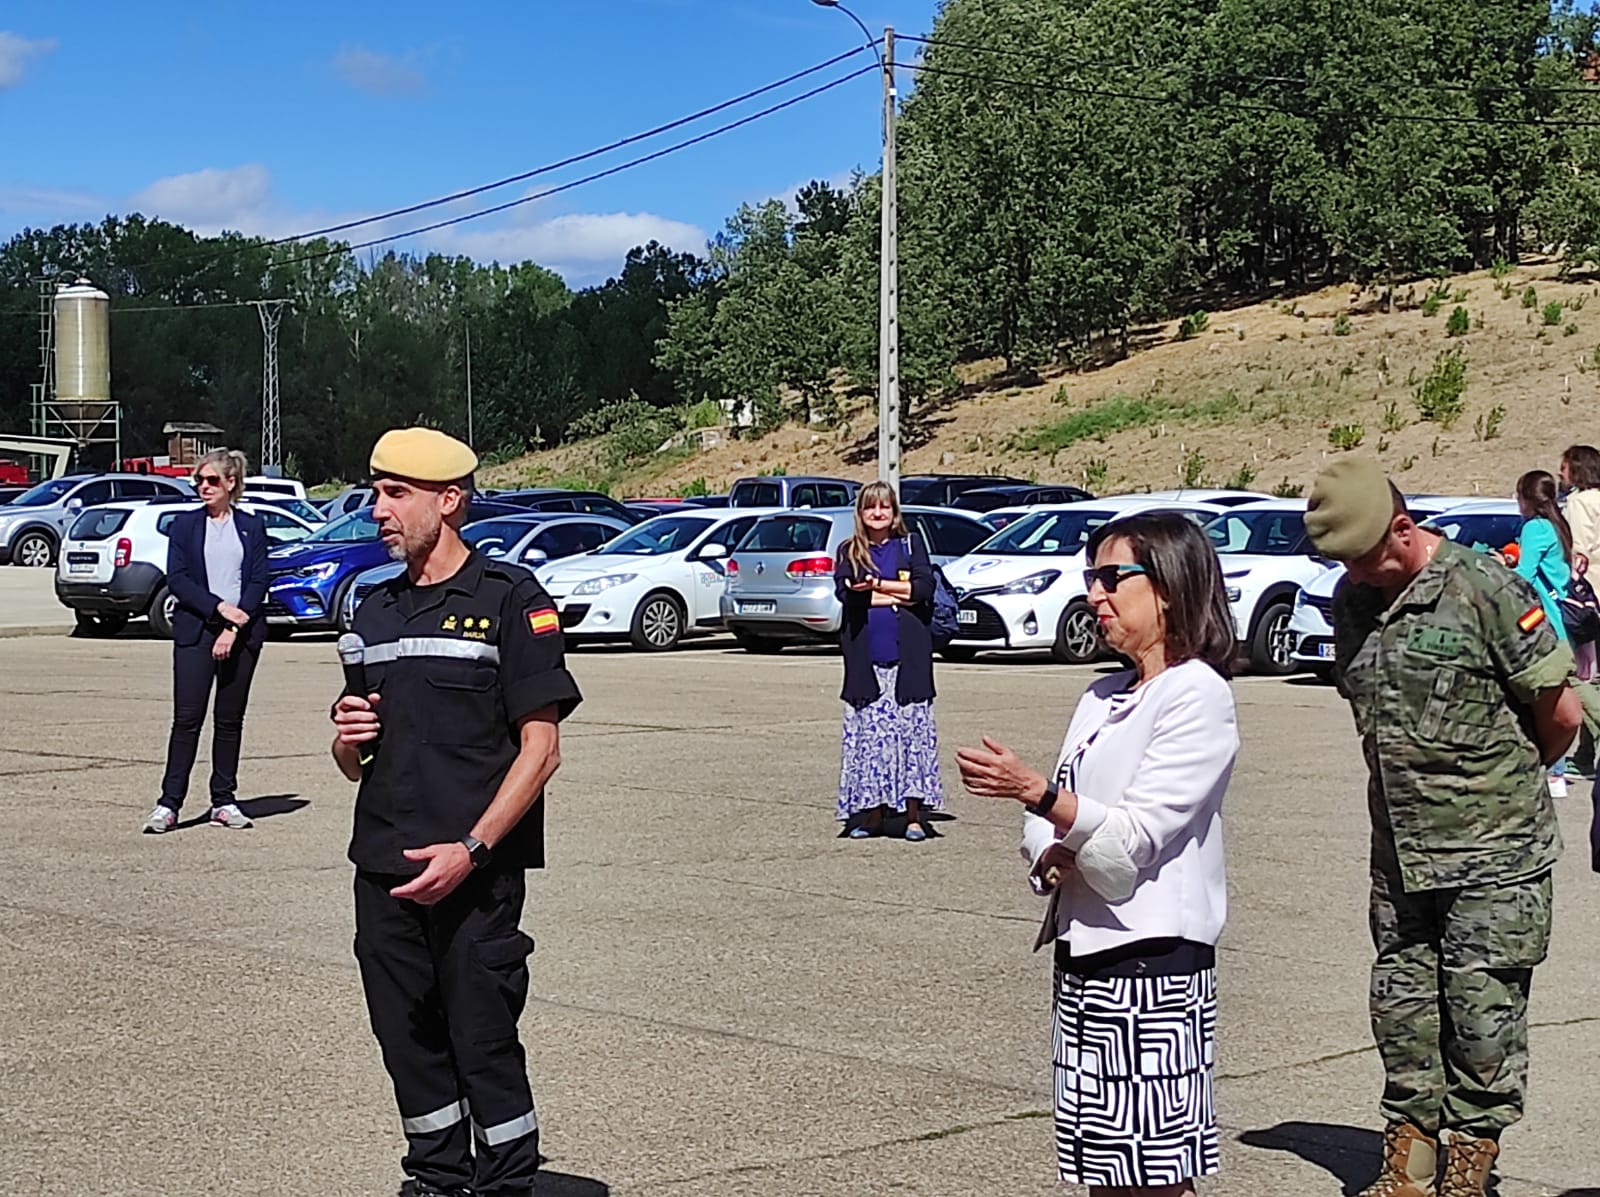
left=1548, top=774, right=1569, bottom=799
left=142, top=805, right=177, bottom=834
left=209, top=803, right=253, bottom=829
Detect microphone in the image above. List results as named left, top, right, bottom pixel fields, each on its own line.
left=336, top=633, right=378, bottom=767
left=336, top=632, right=367, bottom=697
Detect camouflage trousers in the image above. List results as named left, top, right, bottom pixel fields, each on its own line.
left=1368, top=869, right=1553, bottom=1136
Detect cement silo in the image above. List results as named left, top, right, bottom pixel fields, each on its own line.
left=45, top=279, right=120, bottom=460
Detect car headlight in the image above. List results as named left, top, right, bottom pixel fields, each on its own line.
left=572, top=573, right=636, bottom=595
left=1226, top=586, right=1242, bottom=602
left=1000, top=570, right=1060, bottom=595
left=280, top=561, right=338, bottom=583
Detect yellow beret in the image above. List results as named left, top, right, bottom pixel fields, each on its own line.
left=369, top=428, right=477, bottom=484
left=1305, top=457, right=1394, bottom=560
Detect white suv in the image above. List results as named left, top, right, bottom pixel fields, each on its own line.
left=54, top=499, right=316, bottom=637
left=0, top=473, right=192, bottom=567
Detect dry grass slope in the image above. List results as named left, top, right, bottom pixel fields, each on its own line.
left=482, top=260, right=1600, bottom=499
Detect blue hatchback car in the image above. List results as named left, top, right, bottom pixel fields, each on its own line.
left=265, top=500, right=525, bottom=632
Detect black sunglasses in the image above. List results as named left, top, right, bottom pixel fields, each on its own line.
left=1082, top=564, right=1149, bottom=592
left=194, top=473, right=224, bottom=487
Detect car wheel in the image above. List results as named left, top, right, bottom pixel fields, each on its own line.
left=630, top=592, right=684, bottom=651
left=13, top=529, right=55, bottom=568
left=732, top=628, right=785, bottom=654
left=1249, top=600, right=1296, bottom=675
left=939, top=645, right=979, bottom=663
left=74, top=610, right=128, bottom=638
left=147, top=585, right=176, bottom=639
left=1052, top=602, right=1101, bottom=665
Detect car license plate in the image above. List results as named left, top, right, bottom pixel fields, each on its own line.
left=1317, top=642, right=1336, bottom=659
left=67, top=554, right=97, bottom=575
left=738, top=601, right=777, bottom=615
left=957, top=608, right=978, bottom=625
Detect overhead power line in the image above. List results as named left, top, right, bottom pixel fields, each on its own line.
left=902, top=60, right=1600, bottom=129
left=902, top=32, right=1600, bottom=100
left=184, top=62, right=879, bottom=275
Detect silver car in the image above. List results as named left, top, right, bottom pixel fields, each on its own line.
left=337, top=512, right=630, bottom=630
left=0, top=473, right=192, bottom=567
left=720, top=506, right=991, bottom=652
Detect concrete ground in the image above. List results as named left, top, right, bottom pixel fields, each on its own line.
left=1, top=623, right=1597, bottom=1197
left=0, top=563, right=74, bottom=635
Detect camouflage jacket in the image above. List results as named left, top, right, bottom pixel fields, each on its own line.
left=1332, top=538, right=1569, bottom=891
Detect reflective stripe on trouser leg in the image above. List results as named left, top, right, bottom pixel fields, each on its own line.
left=403, top=1099, right=469, bottom=1136
left=474, top=1108, right=538, bottom=1147
left=354, top=871, right=474, bottom=1192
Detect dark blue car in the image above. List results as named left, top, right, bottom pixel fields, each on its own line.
left=264, top=500, right=524, bottom=633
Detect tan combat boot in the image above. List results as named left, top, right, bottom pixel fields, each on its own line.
left=1359, top=1122, right=1439, bottom=1197
left=1438, top=1131, right=1499, bottom=1197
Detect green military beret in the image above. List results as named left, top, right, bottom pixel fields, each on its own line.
left=370, top=427, right=478, bottom=484
left=1305, top=457, right=1394, bottom=560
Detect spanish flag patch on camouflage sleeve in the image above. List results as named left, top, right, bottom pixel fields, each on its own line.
left=1517, top=606, right=1547, bottom=633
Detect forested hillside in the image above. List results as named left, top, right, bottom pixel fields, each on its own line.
left=5, top=0, right=1600, bottom=484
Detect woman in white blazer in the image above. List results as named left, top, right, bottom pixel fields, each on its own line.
left=959, top=512, right=1239, bottom=1196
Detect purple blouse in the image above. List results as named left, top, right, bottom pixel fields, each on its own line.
left=866, top=540, right=904, bottom=664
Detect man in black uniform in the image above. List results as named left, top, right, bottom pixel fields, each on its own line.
left=332, top=427, right=581, bottom=1197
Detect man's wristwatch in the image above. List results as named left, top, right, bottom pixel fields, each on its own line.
left=461, top=835, right=492, bottom=870
left=1025, top=782, right=1060, bottom=819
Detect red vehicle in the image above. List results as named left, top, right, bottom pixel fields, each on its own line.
left=120, top=456, right=190, bottom=479
left=0, top=459, right=27, bottom=486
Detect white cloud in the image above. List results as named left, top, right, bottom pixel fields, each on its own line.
left=0, top=32, right=56, bottom=90
left=333, top=46, right=427, bottom=97
left=0, top=184, right=106, bottom=216
left=131, top=164, right=275, bottom=232
left=433, top=211, right=709, bottom=281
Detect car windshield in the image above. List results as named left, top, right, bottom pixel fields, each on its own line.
left=1204, top=509, right=1308, bottom=554
left=304, top=509, right=379, bottom=543
left=1424, top=513, right=1525, bottom=554
left=10, top=478, right=75, bottom=507
left=980, top=509, right=1114, bottom=556
left=596, top=516, right=714, bottom=555
left=465, top=519, right=534, bottom=558
left=259, top=497, right=323, bottom=523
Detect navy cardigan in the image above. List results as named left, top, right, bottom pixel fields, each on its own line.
left=834, top=533, right=936, bottom=706
left=165, top=506, right=271, bottom=649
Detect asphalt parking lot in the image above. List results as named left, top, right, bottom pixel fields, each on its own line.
left=2, top=607, right=1598, bottom=1195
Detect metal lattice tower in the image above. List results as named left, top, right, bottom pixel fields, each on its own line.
left=252, top=300, right=287, bottom=473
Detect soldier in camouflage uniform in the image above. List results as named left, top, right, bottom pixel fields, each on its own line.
left=1305, top=458, right=1582, bottom=1197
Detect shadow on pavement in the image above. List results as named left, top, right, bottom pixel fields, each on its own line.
left=172, top=794, right=308, bottom=830
left=1238, top=1122, right=1379, bottom=1195
left=538, top=1169, right=609, bottom=1196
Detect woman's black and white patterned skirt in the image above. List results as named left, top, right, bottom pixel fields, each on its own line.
left=1051, top=960, right=1219, bottom=1186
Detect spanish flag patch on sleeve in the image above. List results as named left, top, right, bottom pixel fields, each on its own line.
left=527, top=608, right=560, bottom=637
left=1517, top=606, right=1547, bottom=633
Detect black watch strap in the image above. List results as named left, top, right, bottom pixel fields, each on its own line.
left=1025, top=782, right=1059, bottom=819
left=462, top=835, right=492, bottom=869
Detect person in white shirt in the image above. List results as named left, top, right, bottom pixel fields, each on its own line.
left=958, top=512, right=1239, bottom=1197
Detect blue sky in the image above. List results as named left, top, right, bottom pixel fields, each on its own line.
left=0, top=0, right=938, bottom=286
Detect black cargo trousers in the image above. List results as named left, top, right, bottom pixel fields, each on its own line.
left=354, top=867, right=540, bottom=1195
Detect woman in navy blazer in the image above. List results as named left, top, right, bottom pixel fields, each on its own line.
left=143, top=449, right=271, bottom=834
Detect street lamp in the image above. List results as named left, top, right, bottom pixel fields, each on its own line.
left=811, top=0, right=899, bottom=494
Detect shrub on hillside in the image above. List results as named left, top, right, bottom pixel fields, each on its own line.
left=1178, top=310, right=1210, bottom=340
left=1414, top=349, right=1467, bottom=429
left=1446, top=306, right=1470, bottom=336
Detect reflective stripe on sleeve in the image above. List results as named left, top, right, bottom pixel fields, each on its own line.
left=473, top=1108, right=538, bottom=1146
left=401, top=1098, right=469, bottom=1135
left=364, top=637, right=501, bottom=666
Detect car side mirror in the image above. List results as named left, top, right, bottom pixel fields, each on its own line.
left=521, top=548, right=548, bottom=565
left=699, top=543, right=727, bottom=561
left=64, top=497, right=83, bottom=511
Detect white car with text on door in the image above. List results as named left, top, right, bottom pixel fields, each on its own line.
left=941, top=497, right=1226, bottom=664
left=535, top=508, right=779, bottom=651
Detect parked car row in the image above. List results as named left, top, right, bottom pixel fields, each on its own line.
left=49, top=470, right=1527, bottom=683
